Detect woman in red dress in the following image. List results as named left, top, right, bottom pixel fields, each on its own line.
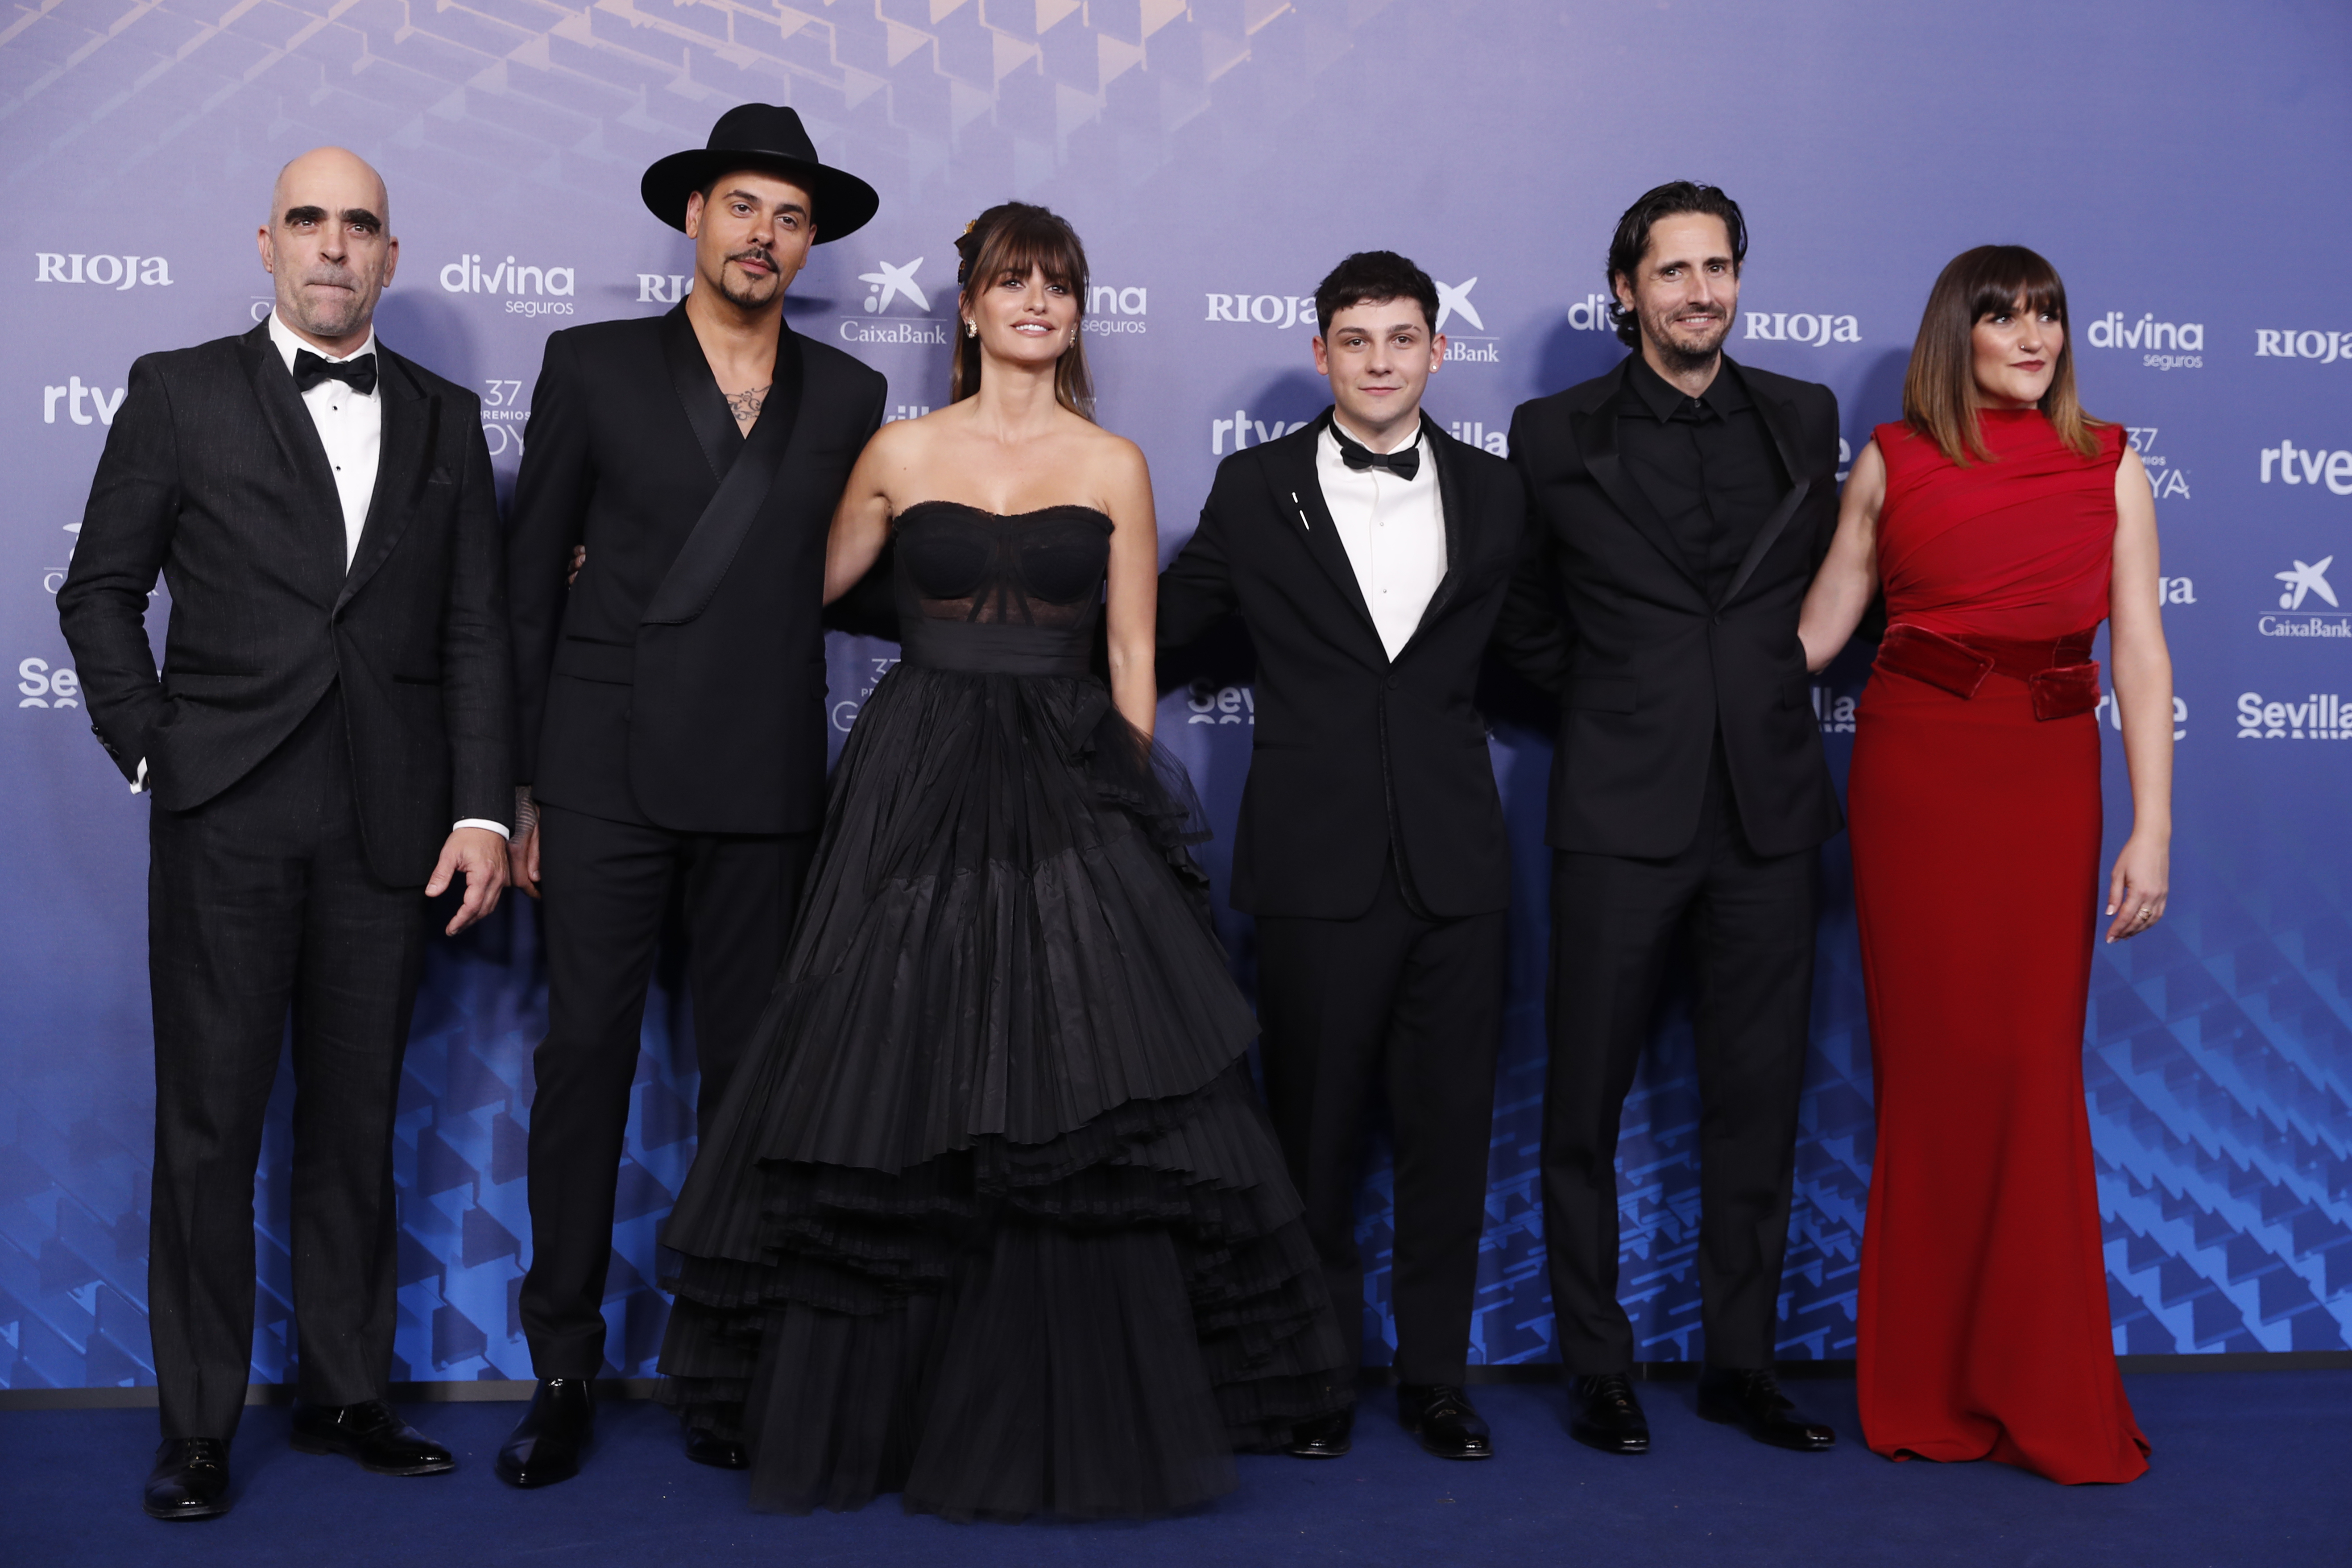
left=1799, top=245, right=2170, bottom=1485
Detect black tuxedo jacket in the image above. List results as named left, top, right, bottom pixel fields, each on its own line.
left=1498, top=354, right=1843, bottom=860
left=57, top=323, right=512, bottom=887
left=1158, top=411, right=1527, bottom=920
left=508, top=306, right=886, bottom=836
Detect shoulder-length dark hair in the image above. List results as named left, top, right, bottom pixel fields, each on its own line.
left=1902, top=244, right=2103, bottom=464
left=950, top=202, right=1095, bottom=421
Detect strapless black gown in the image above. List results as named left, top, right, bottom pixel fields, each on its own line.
left=656, top=501, right=1349, bottom=1520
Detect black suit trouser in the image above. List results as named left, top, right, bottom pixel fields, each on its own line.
left=520, top=802, right=815, bottom=1379
left=1542, top=748, right=1817, bottom=1374
left=146, top=688, right=428, bottom=1440
left=1255, top=866, right=1504, bottom=1386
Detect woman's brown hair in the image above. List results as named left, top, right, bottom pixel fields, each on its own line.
left=950, top=202, right=1095, bottom=421
left=1901, top=244, right=2104, bottom=464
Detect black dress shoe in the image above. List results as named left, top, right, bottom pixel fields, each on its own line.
left=291, top=1399, right=456, bottom=1475
left=144, top=1437, right=231, bottom=1521
left=495, top=1378, right=596, bottom=1489
left=1570, top=1373, right=1651, bottom=1455
left=1285, top=1406, right=1355, bottom=1459
left=1697, top=1366, right=1837, bottom=1452
left=1397, top=1383, right=1492, bottom=1460
left=683, top=1427, right=749, bottom=1469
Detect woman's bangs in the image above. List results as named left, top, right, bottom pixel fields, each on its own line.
left=976, top=224, right=1085, bottom=298
left=1966, top=250, right=2066, bottom=326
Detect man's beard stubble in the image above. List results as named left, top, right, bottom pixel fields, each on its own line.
left=1641, top=302, right=1731, bottom=377
left=718, top=247, right=781, bottom=309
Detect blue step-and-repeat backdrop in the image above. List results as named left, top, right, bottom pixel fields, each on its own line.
left=3, top=0, right=2348, bottom=1391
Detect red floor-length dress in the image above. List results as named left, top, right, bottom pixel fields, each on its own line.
left=1850, top=409, right=2151, bottom=1485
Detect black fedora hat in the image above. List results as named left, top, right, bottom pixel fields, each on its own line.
left=640, top=103, right=878, bottom=244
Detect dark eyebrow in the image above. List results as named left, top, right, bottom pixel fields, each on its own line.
left=340, top=207, right=383, bottom=228
left=718, top=187, right=808, bottom=217
left=284, top=205, right=326, bottom=225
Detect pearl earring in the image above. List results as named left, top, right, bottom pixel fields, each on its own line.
left=964, top=319, right=977, bottom=338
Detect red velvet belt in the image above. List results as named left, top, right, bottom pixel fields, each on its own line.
left=1874, top=623, right=2103, bottom=722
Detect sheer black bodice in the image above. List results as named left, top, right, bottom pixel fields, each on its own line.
left=891, top=502, right=1112, bottom=677
left=654, top=498, right=1348, bottom=1521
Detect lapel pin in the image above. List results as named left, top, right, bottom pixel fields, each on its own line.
left=1291, top=491, right=1310, bottom=530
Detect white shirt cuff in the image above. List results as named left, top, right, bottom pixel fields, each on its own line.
left=132, top=758, right=148, bottom=795
left=452, top=818, right=512, bottom=841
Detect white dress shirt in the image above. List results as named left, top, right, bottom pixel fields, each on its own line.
left=1316, top=414, right=1448, bottom=661
left=135, top=316, right=507, bottom=839
left=268, top=309, right=380, bottom=566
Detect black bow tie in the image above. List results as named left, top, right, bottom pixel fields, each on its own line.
left=293, top=348, right=377, bottom=397
left=1332, top=421, right=1420, bottom=481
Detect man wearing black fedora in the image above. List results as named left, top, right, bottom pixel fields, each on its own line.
left=497, top=103, right=887, bottom=1488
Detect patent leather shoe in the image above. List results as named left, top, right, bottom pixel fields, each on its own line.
left=495, top=1377, right=595, bottom=1488
left=1697, top=1366, right=1837, bottom=1452
left=683, top=1427, right=749, bottom=1469
left=1285, top=1406, right=1355, bottom=1459
left=1570, top=1373, right=1651, bottom=1455
left=1397, top=1383, right=1492, bottom=1460
left=144, top=1437, right=231, bottom=1521
left=291, top=1398, right=455, bottom=1475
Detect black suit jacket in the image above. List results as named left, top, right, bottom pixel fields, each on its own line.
left=1159, top=411, right=1527, bottom=920
left=1497, top=354, right=1842, bottom=860
left=57, top=323, right=512, bottom=887
left=508, top=306, right=886, bottom=836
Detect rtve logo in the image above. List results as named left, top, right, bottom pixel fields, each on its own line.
left=2255, top=329, right=2348, bottom=364
left=1741, top=310, right=1859, bottom=346
left=2258, top=439, right=2352, bottom=495
left=441, top=254, right=576, bottom=316
left=1211, top=408, right=1313, bottom=455
left=2087, top=311, right=2204, bottom=369
left=35, top=252, right=174, bottom=290
left=43, top=376, right=126, bottom=426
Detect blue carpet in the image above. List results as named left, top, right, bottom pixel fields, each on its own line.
left=4, top=1373, right=2345, bottom=1567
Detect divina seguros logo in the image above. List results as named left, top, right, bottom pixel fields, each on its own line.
left=441, top=254, right=576, bottom=316
left=2087, top=311, right=2203, bottom=370
left=35, top=252, right=173, bottom=290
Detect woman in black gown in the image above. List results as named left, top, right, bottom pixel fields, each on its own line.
left=655, top=202, right=1350, bottom=1520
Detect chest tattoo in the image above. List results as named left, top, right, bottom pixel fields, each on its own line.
left=725, top=384, right=770, bottom=430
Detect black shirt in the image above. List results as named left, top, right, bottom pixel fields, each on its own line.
left=1616, top=355, right=1787, bottom=603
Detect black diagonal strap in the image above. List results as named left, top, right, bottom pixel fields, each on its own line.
left=642, top=320, right=805, bottom=626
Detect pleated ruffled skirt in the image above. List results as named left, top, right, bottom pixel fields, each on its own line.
left=656, top=662, right=1350, bottom=1519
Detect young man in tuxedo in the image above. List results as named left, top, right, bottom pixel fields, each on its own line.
left=1159, top=252, right=1525, bottom=1461
left=497, top=104, right=886, bottom=1487
left=1499, top=182, right=1842, bottom=1455
left=58, top=149, right=513, bottom=1520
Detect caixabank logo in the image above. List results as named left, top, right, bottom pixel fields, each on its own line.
left=441, top=254, right=576, bottom=316
left=34, top=252, right=174, bottom=290
left=2087, top=311, right=2203, bottom=370
left=2259, top=556, right=2349, bottom=641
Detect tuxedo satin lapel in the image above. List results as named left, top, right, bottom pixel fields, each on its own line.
left=241, top=325, right=346, bottom=604
left=1574, top=372, right=1704, bottom=598
left=1404, top=418, right=1470, bottom=648
left=644, top=322, right=806, bottom=626
left=1719, top=360, right=1813, bottom=608
left=1272, top=415, right=1383, bottom=651
left=336, top=353, right=434, bottom=613
left=660, top=302, right=742, bottom=485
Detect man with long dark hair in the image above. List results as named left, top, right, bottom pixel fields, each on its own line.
left=497, top=104, right=885, bottom=1486
left=1499, top=183, right=1843, bottom=1455
left=1159, top=251, right=1527, bottom=1462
